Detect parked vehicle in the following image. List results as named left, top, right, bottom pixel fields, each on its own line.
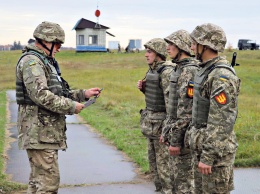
left=238, top=39, right=259, bottom=50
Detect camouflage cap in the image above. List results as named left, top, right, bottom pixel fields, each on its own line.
left=33, top=21, right=65, bottom=43
left=164, top=30, right=192, bottom=55
left=144, top=38, right=167, bottom=58
left=190, top=23, right=226, bottom=52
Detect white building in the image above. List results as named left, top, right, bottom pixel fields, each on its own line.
left=73, top=18, right=115, bottom=52
left=108, top=41, right=120, bottom=50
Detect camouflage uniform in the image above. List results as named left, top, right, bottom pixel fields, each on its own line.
left=187, top=23, right=241, bottom=194
left=140, top=38, right=175, bottom=194
left=163, top=30, right=199, bottom=194
left=16, top=21, right=88, bottom=193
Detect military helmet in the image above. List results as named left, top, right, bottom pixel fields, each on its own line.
left=144, top=38, right=167, bottom=58
left=164, top=30, right=192, bottom=55
left=190, top=23, right=226, bottom=52
left=33, top=21, right=65, bottom=43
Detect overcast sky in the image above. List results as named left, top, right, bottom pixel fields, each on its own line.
left=1, top=0, right=259, bottom=49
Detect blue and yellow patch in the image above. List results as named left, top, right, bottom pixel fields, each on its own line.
left=219, top=75, right=229, bottom=82
left=28, top=60, right=36, bottom=66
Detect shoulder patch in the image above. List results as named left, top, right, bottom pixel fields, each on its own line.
left=214, top=91, right=228, bottom=105
left=28, top=60, right=36, bottom=66
left=219, top=75, right=229, bottom=82
left=187, top=81, right=194, bottom=98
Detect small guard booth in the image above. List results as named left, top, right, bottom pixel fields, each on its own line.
left=73, top=18, right=115, bottom=52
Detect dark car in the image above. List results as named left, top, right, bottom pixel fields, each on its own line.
left=238, top=39, right=259, bottom=50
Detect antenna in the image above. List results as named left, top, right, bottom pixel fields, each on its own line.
left=94, top=1, right=101, bottom=29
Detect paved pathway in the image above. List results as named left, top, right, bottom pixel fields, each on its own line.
left=5, top=90, right=154, bottom=193
left=5, top=90, right=260, bottom=193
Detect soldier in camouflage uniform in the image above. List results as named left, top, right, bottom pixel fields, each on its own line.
left=137, top=38, right=175, bottom=194
left=161, top=30, right=199, bottom=194
left=16, top=21, right=102, bottom=193
left=187, top=23, right=241, bottom=193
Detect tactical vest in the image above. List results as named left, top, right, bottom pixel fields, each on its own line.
left=145, top=66, right=169, bottom=112
left=168, top=64, right=198, bottom=118
left=16, top=50, right=63, bottom=105
left=192, top=63, right=236, bottom=127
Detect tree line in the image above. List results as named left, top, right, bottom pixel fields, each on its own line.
left=11, top=41, right=23, bottom=50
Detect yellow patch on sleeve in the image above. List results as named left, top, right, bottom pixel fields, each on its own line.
left=28, top=60, right=36, bottom=66
left=219, top=75, right=229, bottom=82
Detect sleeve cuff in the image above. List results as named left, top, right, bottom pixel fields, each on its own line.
left=170, top=132, right=183, bottom=147
left=200, top=153, right=215, bottom=166
left=170, top=137, right=182, bottom=147
left=82, top=90, right=89, bottom=101
left=68, top=101, right=76, bottom=115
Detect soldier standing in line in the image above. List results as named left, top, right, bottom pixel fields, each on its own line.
left=118, top=43, right=121, bottom=53
left=188, top=23, right=241, bottom=193
left=16, top=21, right=102, bottom=193
left=137, top=38, right=175, bottom=194
left=161, top=30, right=199, bottom=194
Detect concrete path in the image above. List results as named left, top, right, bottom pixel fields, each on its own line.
left=5, top=90, right=260, bottom=193
left=5, top=90, right=154, bottom=193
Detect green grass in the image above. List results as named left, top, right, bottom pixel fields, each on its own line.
left=224, top=50, right=260, bottom=166
left=0, top=49, right=259, bottom=191
left=55, top=51, right=150, bottom=171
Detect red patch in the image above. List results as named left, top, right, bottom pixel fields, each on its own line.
left=214, top=92, right=227, bottom=105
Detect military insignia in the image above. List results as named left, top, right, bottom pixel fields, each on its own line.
left=214, top=91, right=227, bottom=105
left=187, top=81, right=194, bottom=98
left=219, top=75, right=229, bottom=82
left=28, top=60, right=36, bottom=66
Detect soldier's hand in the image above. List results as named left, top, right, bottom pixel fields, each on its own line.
left=137, top=80, right=143, bottom=90
left=159, top=135, right=164, bottom=144
left=159, top=135, right=169, bottom=145
left=75, top=102, right=85, bottom=114
left=169, top=146, right=180, bottom=156
left=137, top=80, right=146, bottom=92
left=198, top=162, right=212, bottom=175
left=85, top=88, right=102, bottom=98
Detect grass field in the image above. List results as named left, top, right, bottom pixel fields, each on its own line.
left=0, top=49, right=259, bottom=192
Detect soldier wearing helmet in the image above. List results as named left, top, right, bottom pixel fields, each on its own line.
left=15, top=21, right=102, bottom=193
left=161, top=29, right=199, bottom=193
left=137, top=38, right=175, bottom=193
left=33, top=21, right=65, bottom=58
left=188, top=23, right=240, bottom=193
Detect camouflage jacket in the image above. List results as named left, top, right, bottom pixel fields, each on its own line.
left=140, top=61, right=175, bottom=139
left=189, top=56, right=240, bottom=166
left=165, top=58, right=199, bottom=147
left=16, top=44, right=87, bottom=150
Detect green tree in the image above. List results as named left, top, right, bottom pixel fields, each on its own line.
left=11, top=40, right=23, bottom=50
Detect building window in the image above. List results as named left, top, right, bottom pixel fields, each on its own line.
left=89, top=35, right=98, bottom=45
left=79, top=35, right=84, bottom=45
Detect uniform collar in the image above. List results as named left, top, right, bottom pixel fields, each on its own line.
left=23, top=44, right=49, bottom=57
left=150, top=61, right=165, bottom=70
left=198, top=56, right=227, bottom=75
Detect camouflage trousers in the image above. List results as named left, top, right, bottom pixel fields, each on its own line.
left=26, top=149, right=60, bottom=194
left=148, top=138, right=172, bottom=194
left=170, top=148, right=195, bottom=194
left=192, top=152, right=235, bottom=194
